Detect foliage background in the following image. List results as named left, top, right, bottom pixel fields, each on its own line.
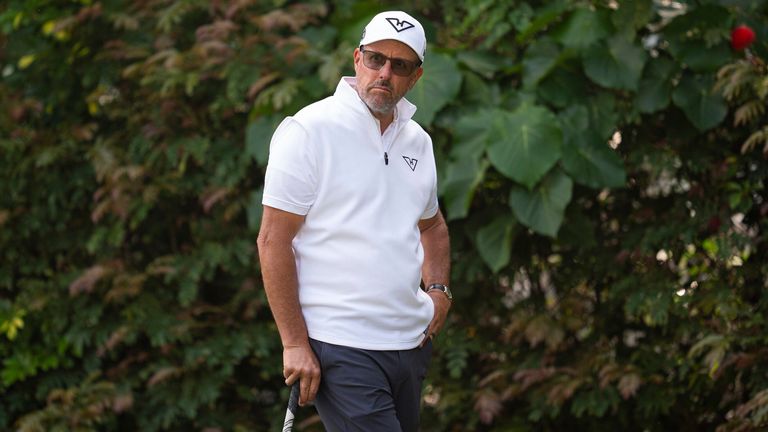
left=1, top=0, right=767, bottom=430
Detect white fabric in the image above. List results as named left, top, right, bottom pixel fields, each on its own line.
left=263, top=77, right=439, bottom=350
left=359, top=11, right=427, bottom=61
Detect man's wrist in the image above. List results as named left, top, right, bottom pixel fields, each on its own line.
left=425, top=283, right=452, bottom=300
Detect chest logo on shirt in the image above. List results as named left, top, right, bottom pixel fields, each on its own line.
left=402, top=156, right=418, bottom=171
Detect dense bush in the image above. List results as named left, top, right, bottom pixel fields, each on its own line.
left=1, top=0, right=767, bottom=430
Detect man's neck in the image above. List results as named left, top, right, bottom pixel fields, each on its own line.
left=371, top=110, right=394, bottom=134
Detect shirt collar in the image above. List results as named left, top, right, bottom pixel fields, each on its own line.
left=336, top=77, right=418, bottom=124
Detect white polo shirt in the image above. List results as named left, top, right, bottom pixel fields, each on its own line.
left=262, top=77, right=439, bottom=350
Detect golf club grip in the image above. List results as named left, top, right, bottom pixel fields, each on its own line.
left=282, top=382, right=299, bottom=432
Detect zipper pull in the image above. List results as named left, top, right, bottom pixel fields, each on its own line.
left=384, top=152, right=389, bottom=165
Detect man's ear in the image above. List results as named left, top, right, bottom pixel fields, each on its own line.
left=353, top=47, right=362, bottom=72
left=409, top=67, right=424, bottom=90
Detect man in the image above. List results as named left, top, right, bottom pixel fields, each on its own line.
left=257, top=10, right=451, bottom=431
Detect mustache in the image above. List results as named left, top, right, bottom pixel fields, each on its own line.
left=367, top=80, right=392, bottom=91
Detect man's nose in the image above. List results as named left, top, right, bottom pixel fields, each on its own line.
left=378, top=60, right=393, bottom=79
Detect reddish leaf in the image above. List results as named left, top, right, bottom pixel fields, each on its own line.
left=69, top=265, right=109, bottom=296
left=618, top=373, right=642, bottom=399
left=474, top=390, right=503, bottom=425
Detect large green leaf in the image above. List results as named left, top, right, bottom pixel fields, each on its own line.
left=635, top=58, right=677, bottom=114
left=245, top=115, right=282, bottom=167
left=553, top=7, right=611, bottom=49
left=522, top=37, right=561, bottom=89
left=612, top=0, right=654, bottom=35
left=516, top=1, right=570, bottom=44
left=460, top=71, right=502, bottom=108
left=672, top=74, right=728, bottom=132
left=558, top=105, right=590, bottom=133
left=668, top=39, right=731, bottom=72
left=561, top=129, right=626, bottom=189
left=440, top=157, right=489, bottom=221
left=662, top=4, right=733, bottom=71
left=486, top=105, right=563, bottom=189
left=586, top=92, right=619, bottom=139
left=456, top=50, right=507, bottom=79
left=510, top=168, right=573, bottom=237
left=583, top=37, right=646, bottom=91
left=453, top=108, right=497, bottom=159
left=410, top=52, right=462, bottom=126
left=475, top=214, right=515, bottom=272
left=537, top=63, right=589, bottom=109
left=441, top=109, right=499, bottom=221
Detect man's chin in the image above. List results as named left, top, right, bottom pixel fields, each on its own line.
left=363, top=97, right=395, bottom=114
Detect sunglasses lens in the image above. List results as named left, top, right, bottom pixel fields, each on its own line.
left=364, top=51, right=386, bottom=69
left=362, top=50, right=418, bottom=76
left=391, top=60, right=409, bottom=75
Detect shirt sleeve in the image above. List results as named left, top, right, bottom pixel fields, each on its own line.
left=420, top=135, right=439, bottom=220
left=421, top=185, right=439, bottom=219
left=262, top=117, right=318, bottom=216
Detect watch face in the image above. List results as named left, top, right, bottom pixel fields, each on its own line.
left=444, top=286, right=453, bottom=299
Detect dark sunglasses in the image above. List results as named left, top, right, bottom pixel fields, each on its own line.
left=360, top=48, right=422, bottom=77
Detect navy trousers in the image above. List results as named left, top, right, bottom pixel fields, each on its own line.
left=308, top=338, right=433, bottom=432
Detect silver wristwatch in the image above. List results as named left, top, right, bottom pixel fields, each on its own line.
left=426, top=283, right=453, bottom=300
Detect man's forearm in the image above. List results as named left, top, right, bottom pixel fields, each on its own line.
left=420, top=212, right=451, bottom=286
left=258, top=240, right=310, bottom=348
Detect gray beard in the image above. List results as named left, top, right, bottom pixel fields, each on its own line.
left=363, top=96, right=396, bottom=115
left=357, top=83, right=397, bottom=116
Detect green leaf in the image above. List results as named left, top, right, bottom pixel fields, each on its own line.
left=583, top=37, right=646, bottom=90
left=571, top=387, right=620, bottom=418
left=456, top=50, right=506, bottom=78
left=586, top=92, right=619, bottom=139
left=487, top=105, right=563, bottom=189
left=410, top=52, right=462, bottom=126
left=516, top=1, right=569, bottom=44
left=460, top=71, right=502, bottom=108
left=672, top=74, right=728, bottom=131
left=509, top=168, right=573, bottom=237
left=440, top=157, right=489, bottom=221
left=688, top=334, right=726, bottom=358
left=537, top=63, right=589, bottom=109
left=612, top=0, right=654, bottom=34
left=553, top=7, right=611, bottom=49
left=522, top=38, right=561, bottom=89
left=558, top=105, right=590, bottom=133
left=635, top=58, right=677, bottom=114
left=245, top=116, right=282, bottom=167
left=561, top=129, right=626, bottom=189
left=453, top=108, right=497, bottom=159
left=475, top=214, right=515, bottom=272
left=668, top=39, right=731, bottom=72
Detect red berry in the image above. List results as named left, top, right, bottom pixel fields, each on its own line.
left=731, top=25, right=756, bottom=51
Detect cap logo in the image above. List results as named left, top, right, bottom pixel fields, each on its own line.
left=385, top=17, right=415, bottom=33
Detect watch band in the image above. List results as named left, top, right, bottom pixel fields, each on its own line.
left=426, top=283, right=453, bottom=300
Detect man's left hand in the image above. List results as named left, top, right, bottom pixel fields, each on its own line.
left=422, top=290, right=451, bottom=346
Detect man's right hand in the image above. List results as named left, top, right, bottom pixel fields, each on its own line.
left=283, top=343, right=322, bottom=406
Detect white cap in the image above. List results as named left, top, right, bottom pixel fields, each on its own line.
left=359, top=11, right=426, bottom=62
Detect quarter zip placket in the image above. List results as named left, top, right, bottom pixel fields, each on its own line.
left=370, top=114, right=398, bottom=166
left=379, top=112, right=400, bottom=166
